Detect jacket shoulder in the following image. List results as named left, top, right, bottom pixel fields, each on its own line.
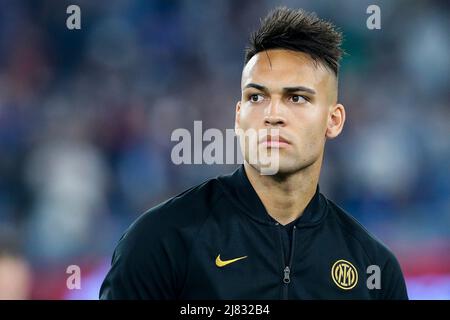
left=326, top=197, right=408, bottom=299
left=326, top=198, right=398, bottom=265
left=125, top=176, right=224, bottom=242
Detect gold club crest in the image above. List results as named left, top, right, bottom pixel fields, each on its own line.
left=331, top=260, right=358, bottom=290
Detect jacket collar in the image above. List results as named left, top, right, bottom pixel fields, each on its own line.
left=217, top=165, right=328, bottom=227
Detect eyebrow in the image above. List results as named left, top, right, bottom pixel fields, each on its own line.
left=243, top=83, right=316, bottom=95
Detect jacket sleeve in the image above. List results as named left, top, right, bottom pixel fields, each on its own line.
left=99, top=222, right=181, bottom=300
left=380, top=253, right=409, bottom=300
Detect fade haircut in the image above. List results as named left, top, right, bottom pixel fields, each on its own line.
left=245, top=7, right=344, bottom=76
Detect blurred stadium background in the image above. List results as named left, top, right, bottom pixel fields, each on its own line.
left=0, top=0, right=448, bottom=299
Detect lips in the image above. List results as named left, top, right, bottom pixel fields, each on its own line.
left=260, top=135, right=291, bottom=148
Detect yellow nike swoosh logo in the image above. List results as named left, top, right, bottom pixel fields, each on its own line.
left=215, top=254, right=248, bottom=267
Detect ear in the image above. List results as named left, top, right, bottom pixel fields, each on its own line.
left=326, top=103, right=345, bottom=139
left=234, top=101, right=241, bottom=134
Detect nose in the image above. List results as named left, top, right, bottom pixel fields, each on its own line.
left=264, top=99, right=286, bottom=127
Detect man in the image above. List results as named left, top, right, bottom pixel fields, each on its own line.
left=100, top=7, right=408, bottom=299
left=0, top=231, right=32, bottom=300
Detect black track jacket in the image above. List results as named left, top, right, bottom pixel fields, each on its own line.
left=100, top=165, right=408, bottom=299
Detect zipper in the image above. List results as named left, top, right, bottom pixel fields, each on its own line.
left=283, top=266, right=291, bottom=283
left=281, top=225, right=297, bottom=299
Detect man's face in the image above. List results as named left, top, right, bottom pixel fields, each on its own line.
left=236, top=49, right=344, bottom=175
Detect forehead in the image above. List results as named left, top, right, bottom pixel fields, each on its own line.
left=241, top=49, right=334, bottom=91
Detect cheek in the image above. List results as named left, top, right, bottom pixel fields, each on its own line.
left=239, top=104, right=262, bottom=129
left=292, top=109, right=328, bottom=143
left=314, top=106, right=329, bottom=127
left=309, top=111, right=328, bottom=135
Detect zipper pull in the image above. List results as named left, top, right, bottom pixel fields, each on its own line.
left=283, top=266, right=291, bottom=284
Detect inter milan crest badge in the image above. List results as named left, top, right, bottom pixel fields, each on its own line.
left=331, top=260, right=358, bottom=290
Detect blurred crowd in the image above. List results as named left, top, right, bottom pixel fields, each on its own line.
left=0, top=0, right=449, bottom=299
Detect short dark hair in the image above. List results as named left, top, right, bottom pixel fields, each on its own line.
left=245, top=7, right=344, bottom=75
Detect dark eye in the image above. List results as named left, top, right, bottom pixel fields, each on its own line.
left=290, top=95, right=307, bottom=104
left=249, top=94, right=264, bottom=103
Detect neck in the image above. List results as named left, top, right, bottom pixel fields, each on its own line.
left=244, top=157, right=322, bottom=226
